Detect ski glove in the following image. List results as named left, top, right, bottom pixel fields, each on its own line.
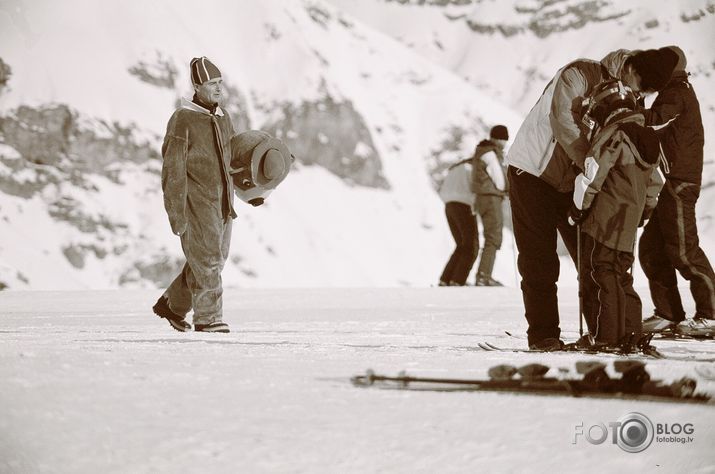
left=567, top=203, right=587, bottom=226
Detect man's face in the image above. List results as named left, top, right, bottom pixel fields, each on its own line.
left=621, top=64, right=643, bottom=93
left=194, top=77, right=223, bottom=105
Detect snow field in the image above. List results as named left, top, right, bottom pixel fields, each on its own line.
left=1, top=288, right=713, bottom=473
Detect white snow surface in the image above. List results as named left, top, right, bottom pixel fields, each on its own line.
left=1, top=288, right=714, bottom=473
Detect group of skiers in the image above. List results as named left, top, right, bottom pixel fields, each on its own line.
left=154, top=50, right=714, bottom=349
left=439, top=45, right=714, bottom=349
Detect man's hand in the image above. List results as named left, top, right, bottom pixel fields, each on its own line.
left=171, top=220, right=187, bottom=236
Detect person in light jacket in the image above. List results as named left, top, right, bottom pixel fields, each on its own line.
left=438, top=155, right=478, bottom=286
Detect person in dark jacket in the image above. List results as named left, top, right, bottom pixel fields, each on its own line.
left=638, top=46, right=715, bottom=337
left=438, top=156, right=478, bottom=286
left=568, top=80, right=663, bottom=346
left=506, top=47, right=678, bottom=350
left=472, top=125, right=509, bottom=286
left=153, top=57, right=237, bottom=333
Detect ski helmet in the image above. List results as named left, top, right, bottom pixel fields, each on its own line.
left=581, top=79, right=638, bottom=130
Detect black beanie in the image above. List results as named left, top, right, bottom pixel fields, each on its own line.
left=490, top=125, right=509, bottom=141
left=627, top=48, right=679, bottom=92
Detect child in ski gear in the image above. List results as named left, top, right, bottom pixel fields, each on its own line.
left=506, top=47, right=678, bottom=350
left=438, top=156, right=478, bottom=286
left=570, top=80, right=664, bottom=346
left=154, top=56, right=236, bottom=333
left=638, top=46, right=715, bottom=337
left=472, top=125, right=509, bottom=286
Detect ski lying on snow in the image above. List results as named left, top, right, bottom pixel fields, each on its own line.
left=351, top=361, right=711, bottom=404
left=477, top=342, right=715, bottom=362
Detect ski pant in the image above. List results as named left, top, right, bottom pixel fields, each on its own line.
left=638, top=180, right=715, bottom=321
left=164, top=211, right=233, bottom=325
left=440, top=201, right=478, bottom=285
left=508, top=166, right=578, bottom=345
left=475, top=194, right=503, bottom=280
left=581, top=233, right=642, bottom=344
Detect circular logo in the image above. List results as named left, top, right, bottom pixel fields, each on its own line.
left=617, top=412, right=654, bottom=453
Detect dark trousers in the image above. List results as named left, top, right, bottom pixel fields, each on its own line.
left=639, top=180, right=715, bottom=321
left=475, top=195, right=504, bottom=279
left=581, top=233, right=642, bottom=344
left=440, top=202, right=478, bottom=285
left=508, top=166, right=578, bottom=345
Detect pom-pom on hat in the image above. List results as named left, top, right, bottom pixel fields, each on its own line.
left=490, top=125, right=509, bottom=141
left=190, top=56, right=221, bottom=85
left=627, top=47, right=678, bottom=92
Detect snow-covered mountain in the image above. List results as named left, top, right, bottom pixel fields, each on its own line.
left=1, top=0, right=713, bottom=291
left=327, top=0, right=715, bottom=222
left=0, top=0, right=521, bottom=289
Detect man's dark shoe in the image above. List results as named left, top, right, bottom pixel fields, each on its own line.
left=195, top=321, right=230, bottom=333
left=529, top=337, right=564, bottom=351
left=153, top=296, right=191, bottom=332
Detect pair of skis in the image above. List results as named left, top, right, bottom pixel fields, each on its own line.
left=351, top=361, right=712, bottom=404
left=475, top=341, right=715, bottom=362
left=489, top=331, right=714, bottom=362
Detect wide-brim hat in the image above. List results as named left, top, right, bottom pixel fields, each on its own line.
left=230, top=131, right=292, bottom=204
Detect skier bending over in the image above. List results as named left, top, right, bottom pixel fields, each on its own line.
left=568, top=80, right=663, bottom=346
left=638, top=46, right=715, bottom=337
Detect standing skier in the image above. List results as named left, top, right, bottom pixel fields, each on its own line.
left=569, top=80, right=663, bottom=346
left=506, top=47, right=678, bottom=350
left=153, top=57, right=237, bottom=333
left=472, top=125, right=509, bottom=286
left=438, top=156, right=478, bottom=286
left=638, top=46, right=715, bottom=337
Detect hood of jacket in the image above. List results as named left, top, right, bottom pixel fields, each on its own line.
left=179, top=97, right=225, bottom=117
left=600, top=49, right=633, bottom=81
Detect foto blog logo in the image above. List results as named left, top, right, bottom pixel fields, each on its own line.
left=573, top=412, right=695, bottom=453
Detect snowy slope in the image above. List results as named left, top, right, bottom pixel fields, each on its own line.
left=328, top=0, right=715, bottom=252
left=1, top=288, right=713, bottom=473
left=0, top=0, right=523, bottom=289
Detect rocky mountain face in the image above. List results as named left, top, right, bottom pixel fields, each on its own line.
left=0, top=0, right=524, bottom=290
left=0, top=54, right=389, bottom=289
left=328, top=0, right=715, bottom=219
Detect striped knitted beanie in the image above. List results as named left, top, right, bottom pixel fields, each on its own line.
left=190, top=56, right=221, bottom=85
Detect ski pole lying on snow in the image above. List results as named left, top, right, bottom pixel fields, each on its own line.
left=351, top=362, right=711, bottom=404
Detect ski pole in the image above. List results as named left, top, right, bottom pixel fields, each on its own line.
left=577, top=224, right=584, bottom=338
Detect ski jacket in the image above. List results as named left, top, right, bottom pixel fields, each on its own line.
left=507, top=50, right=632, bottom=192
left=438, top=159, right=474, bottom=207
left=644, top=70, right=705, bottom=186
left=573, top=112, right=664, bottom=252
left=161, top=99, right=236, bottom=235
left=471, top=140, right=506, bottom=196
